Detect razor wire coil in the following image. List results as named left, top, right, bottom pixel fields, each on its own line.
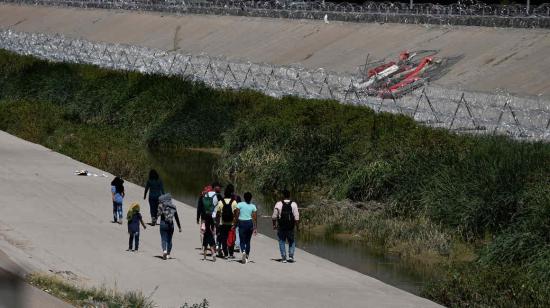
left=0, top=29, right=549, bottom=141
left=1, top=0, right=550, bottom=28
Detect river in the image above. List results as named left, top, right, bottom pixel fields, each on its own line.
left=147, top=149, right=428, bottom=295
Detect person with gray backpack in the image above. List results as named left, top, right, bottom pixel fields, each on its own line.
left=158, top=193, right=181, bottom=260
left=272, top=190, right=300, bottom=263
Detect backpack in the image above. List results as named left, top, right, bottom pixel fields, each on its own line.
left=161, top=204, right=176, bottom=224
left=202, top=193, right=216, bottom=214
left=278, top=200, right=295, bottom=231
left=221, top=198, right=234, bottom=223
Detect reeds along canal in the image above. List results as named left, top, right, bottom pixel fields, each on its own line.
left=147, top=149, right=429, bottom=295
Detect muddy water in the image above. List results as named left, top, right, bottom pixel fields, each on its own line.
left=147, top=150, right=428, bottom=294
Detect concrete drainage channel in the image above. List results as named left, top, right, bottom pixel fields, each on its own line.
left=2, top=0, right=550, bottom=28
left=1, top=29, right=549, bottom=141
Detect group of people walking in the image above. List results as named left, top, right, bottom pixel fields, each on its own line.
left=196, top=182, right=258, bottom=263
left=110, top=170, right=299, bottom=264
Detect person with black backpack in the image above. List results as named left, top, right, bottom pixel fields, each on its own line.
left=213, top=186, right=238, bottom=259
left=158, top=193, right=182, bottom=260
left=272, top=190, right=300, bottom=263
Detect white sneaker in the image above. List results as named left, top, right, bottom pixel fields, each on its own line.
left=242, top=253, right=247, bottom=264
left=167, top=254, right=171, bottom=259
left=282, top=259, right=287, bottom=263
left=162, top=251, right=167, bottom=260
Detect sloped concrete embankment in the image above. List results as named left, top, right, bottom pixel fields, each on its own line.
left=0, top=130, right=442, bottom=307
left=1, top=4, right=550, bottom=97
left=0, top=4, right=549, bottom=141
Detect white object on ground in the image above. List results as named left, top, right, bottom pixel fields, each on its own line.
left=74, top=169, right=107, bottom=177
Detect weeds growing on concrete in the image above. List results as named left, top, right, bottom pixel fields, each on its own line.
left=28, top=273, right=155, bottom=307
left=28, top=273, right=209, bottom=308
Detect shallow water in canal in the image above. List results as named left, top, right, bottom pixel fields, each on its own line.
left=147, top=149, right=428, bottom=295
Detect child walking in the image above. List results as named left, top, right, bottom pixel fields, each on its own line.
left=127, top=203, right=146, bottom=252
left=202, top=214, right=217, bottom=262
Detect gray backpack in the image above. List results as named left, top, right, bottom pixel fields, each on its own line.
left=159, top=194, right=176, bottom=224
left=162, top=204, right=176, bottom=224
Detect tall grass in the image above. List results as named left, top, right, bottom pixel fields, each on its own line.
left=1, top=49, right=550, bottom=306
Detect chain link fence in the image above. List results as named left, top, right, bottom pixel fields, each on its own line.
left=1, top=0, right=550, bottom=28
left=0, top=29, right=549, bottom=141
left=0, top=0, right=550, bottom=28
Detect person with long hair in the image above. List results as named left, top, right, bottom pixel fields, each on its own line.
left=111, top=176, right=125, bottom=224
left=144, top=169, right=164, bottom=226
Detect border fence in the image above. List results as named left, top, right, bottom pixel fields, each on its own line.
left=1, top=0, right=550, bottom=28
left=0, top=29, right=549, bottom=141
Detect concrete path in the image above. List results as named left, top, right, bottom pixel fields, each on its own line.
left=0, top=250, right=73, bottom=308
left=0, top=130, right=441, bottom=307
left=0, top=4, right=549, bottom=98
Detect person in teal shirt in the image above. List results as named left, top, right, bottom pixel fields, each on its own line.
left=234, top=192, right=257, bottom=264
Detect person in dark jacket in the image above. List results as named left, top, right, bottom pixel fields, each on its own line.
left=158, top=193, right=181, bottom=260
left=127, top=203, right=146, bottom=252
left=144, top=169, right=164, bottom=226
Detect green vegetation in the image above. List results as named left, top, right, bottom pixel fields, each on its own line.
left=28, top=273, right=209, bottom=308
left=1, top=49, right=549, bottom=306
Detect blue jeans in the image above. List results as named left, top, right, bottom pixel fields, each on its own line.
left=160, top=222, right=174, bottom=254
left=238, top=220, right=254, bottom=255
left=277, top=229, right=295, bottom=259
left=129, top=232, right=140, bottom=250
left=235, top=226, right=240, bottom=249
left=113, top=202, right=123, bottom=222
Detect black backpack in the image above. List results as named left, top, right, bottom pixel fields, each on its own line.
left=221, top=198, right=234, bottom=223
left=278, top=200, right=295, bottom=231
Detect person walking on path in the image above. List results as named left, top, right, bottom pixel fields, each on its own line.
left=272, top=190, right=299, bottom=263
left=202, top=212, right=217, bottom=262
left=127, top=203, right=146, bottom=252
left=158, top=193, right=182, bottom=260
left=111, top=177, right=125, bottom=224
left=226, top=184, right=242, bottom=252
left=205, top=183, right=223, bottom=253
left=234, top=192, right=257, bottom=264
left=144, top=169, right=165, bottom=226
left=213, top=186, right=238, bottom=259
left=197, top=184, right=219, bottom=245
